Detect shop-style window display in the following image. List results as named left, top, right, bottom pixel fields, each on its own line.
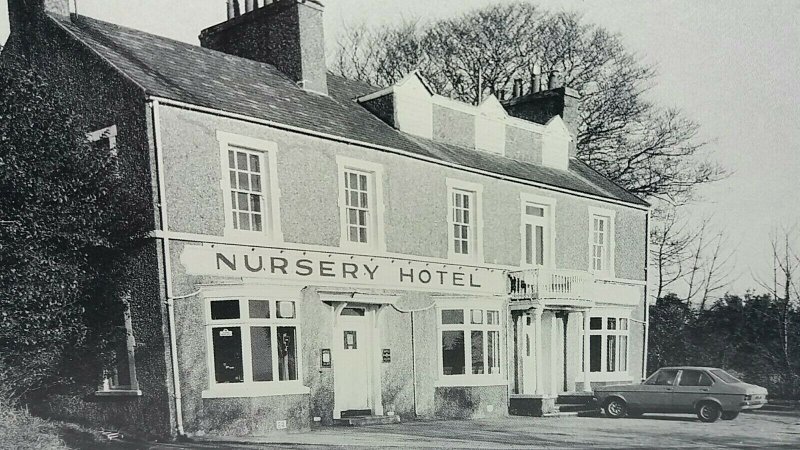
left=206, top=298, right=299, bottom=387
left=440, top=308, right=502, bottom=378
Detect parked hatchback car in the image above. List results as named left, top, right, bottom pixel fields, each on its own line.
left=594, top=366, right=768, bottom=422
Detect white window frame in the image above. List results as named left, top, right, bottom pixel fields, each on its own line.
left=519, top=193, right=556, bottom=268
left=435, top=298, right=506, bottom=387
left=87, top=125, right=118, bottom=156
left=202, top=285, right=309, bottom=398
left=579, top=309, right=632, bottom=382
left=217, top=131, right=283, bottom=242
left=336, top=156, right=386, bottom=252
left=446, top=178, right=484, bottom=262
left=588, top=206, right=616, bottom=278
left=96, top=296, right=141, bottom=397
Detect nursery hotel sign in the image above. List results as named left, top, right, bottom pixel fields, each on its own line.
left=180, top=245, right=505, bottom=294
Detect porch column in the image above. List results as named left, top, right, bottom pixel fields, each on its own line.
left=549, top=313, right=558, bottom=396
left=533, top=308, right=544, bottom=396
left=582, top=310, right=592, bottom=392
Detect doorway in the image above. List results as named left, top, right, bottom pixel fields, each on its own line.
left=333, top=306, right=379, bottom=417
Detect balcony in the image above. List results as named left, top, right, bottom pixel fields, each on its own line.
left=508, top=268, right=593, bottom=302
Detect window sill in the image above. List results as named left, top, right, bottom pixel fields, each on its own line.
left=435, top=376, right=507, bottom=388
left=94, top=389, right=142, bottom=397
left=202, top=383, right=310, bottom=399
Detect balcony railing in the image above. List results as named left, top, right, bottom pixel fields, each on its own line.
left=508, top=268, right=593, bottom=301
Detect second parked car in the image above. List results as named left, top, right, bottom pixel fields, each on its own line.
left=594, top=366, right=768, bottom=422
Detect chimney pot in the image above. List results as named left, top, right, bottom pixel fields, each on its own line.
left=245, top=0, right=255, bottom=12
left=548, top=70, right=562, bottom=90
left=532, top=74, right=542, bottom=93
left=512, top=78, right=523, bottom=98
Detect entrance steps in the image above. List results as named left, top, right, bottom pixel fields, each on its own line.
left=334, top=415, right=401, bottom=426
left=548, top=392, right=600, bottom=417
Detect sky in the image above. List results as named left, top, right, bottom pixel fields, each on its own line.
left=1, top=0, right=798, bottom=295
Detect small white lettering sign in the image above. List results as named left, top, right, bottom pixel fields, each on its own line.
left=179, top=245, right=505, bottom=295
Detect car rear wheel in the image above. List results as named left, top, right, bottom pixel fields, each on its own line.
left=605, top=398, right=627, bottom=418
left=697, top=402, right=722, bottom=423
left=721, top=411, right=739, bottom=420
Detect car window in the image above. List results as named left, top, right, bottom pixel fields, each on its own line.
left=679, top=370, right=713, bottom=387
left=711, top=369, right=741, bottom=383
left=645, top=369, right=678, bottom=386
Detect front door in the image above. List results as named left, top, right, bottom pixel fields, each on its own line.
left=334, top=307, right=371, bottom=414
left=520, top=313, right=537, bottom=394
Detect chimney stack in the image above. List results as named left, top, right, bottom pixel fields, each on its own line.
left=7, top=0, right=70, bottom=34
left=201, top=0, right=328, bottom=95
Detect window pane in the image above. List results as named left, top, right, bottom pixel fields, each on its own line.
left=620, top=318, right=628, bottom=330
left=589, top=335, right=601, bottom=372
left=471, top=331, right=484, bottom=374
left=113, top=339, right=131, bottom=387
left=250, top=326, right=273, bottom=382
left=360, top=192, right=368, bottom=208
left=211, top=300, right=240, bottom=320
left=229, top=171, right=237, bottom=189
left=249, top=154, right=259, bottom=172
left=487, top=330, right=500, bottom=374
left=619, top=336, right=628, bottom=371
left=277, top=326, right=298, bottom=381
left=535, top=225, right=544, bottom=265
left=607, top=335, right=617, bottom=372
left=525, top=224, right=533, bottom=264
left=277, top=301, right=296, bottom=319
left=237, top=192, right=249, bottom=211
left=348, top=226, right=358, bottom=242
left=471, top=309, right=483, bottom=324
left=236, top=152, right=247, bottom=170
left=248, top=300, right=270, bottom=319
left=487, top=311, right=499, bottom=325
left=252, top=214, right=263, bottom=232
left=238, top=172, right=249, bottom=190
left=238, top=212, right=250, bottom=231
left=461, top=240, right=469, bottom=255
left=442, top=309, right=464, bottom=325
left=359, top=227, right=368, bottom=243
left=228, top=150, right=235, bottom=168
left=358, top=210, right=368, bottom=227
left=251, top=174, right=262, bottom=192
left=359, top=174, right=367, bottom=190
left=463, top=194, right=469, bottom=209
left=607, top=318, right=617, bottom=330
left=250, top=194, right=261, bottom=213
left=442, top=331, right=465, bottom=375
left=526, top=205, right=544, bottom=217
left=212, top=326, right=243, bottom=383
left=589, top=317, right=602, bottom=330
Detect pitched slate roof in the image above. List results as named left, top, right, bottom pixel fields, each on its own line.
left=54, top=15, right=648, bottom=208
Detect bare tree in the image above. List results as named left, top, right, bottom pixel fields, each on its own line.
left=331, top=4, right=724, bottom=204
left=679, top=219, right=736, bottom=308
left=754, top=226, right=800, bottom=386
left=650, top=205, right=701, bottom=299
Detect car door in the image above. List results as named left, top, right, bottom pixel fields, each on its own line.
left=672, top=370, right=714, bottom=413
left=637, top=369, right=678, bottom=412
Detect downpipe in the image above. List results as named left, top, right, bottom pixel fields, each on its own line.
left=150, top=99, right=186, bottom=437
